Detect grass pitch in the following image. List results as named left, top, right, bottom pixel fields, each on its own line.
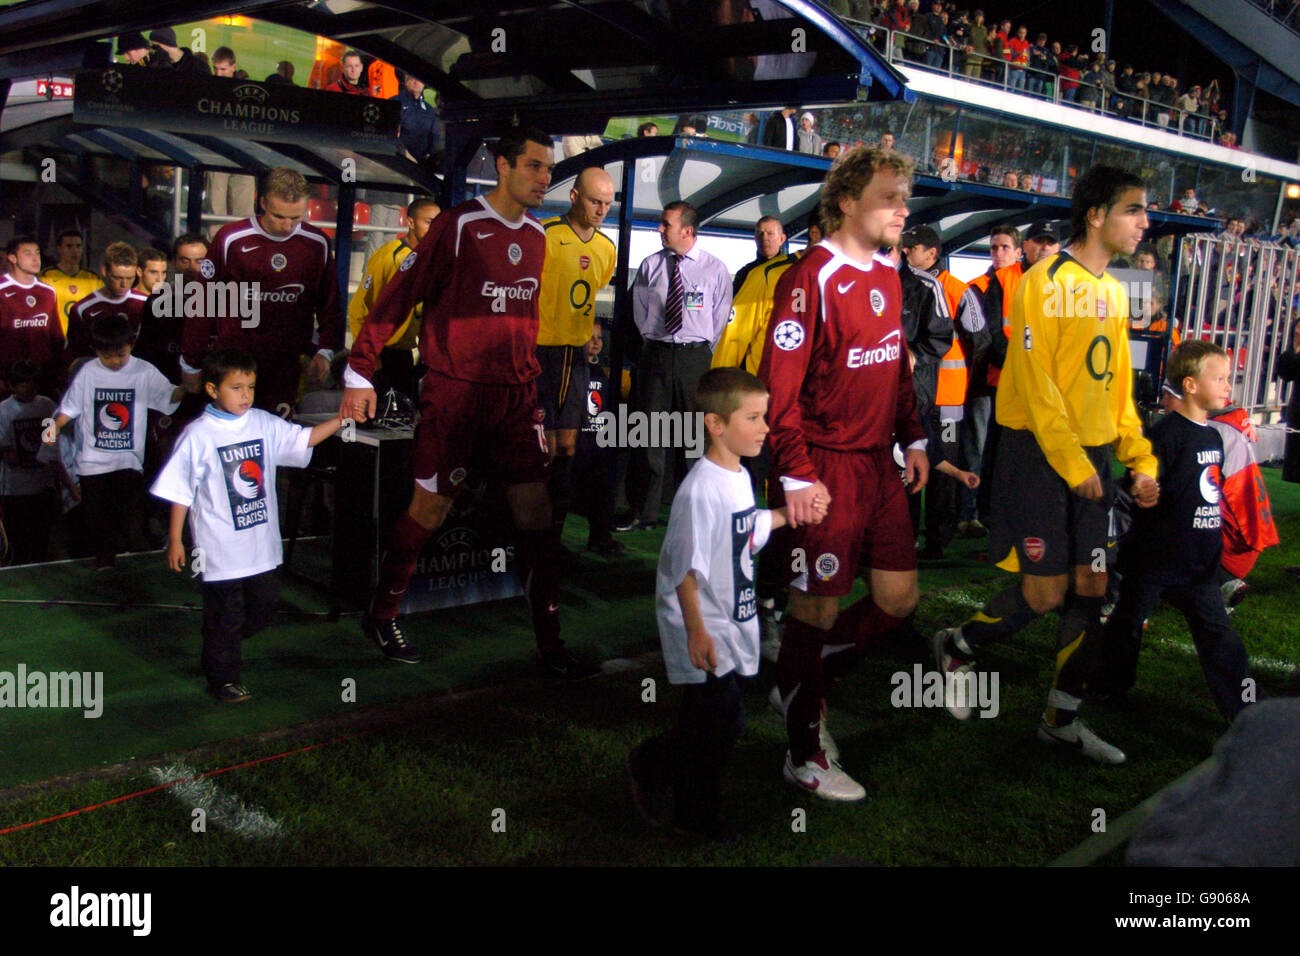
left=1, top=471, right=1297, bottom=866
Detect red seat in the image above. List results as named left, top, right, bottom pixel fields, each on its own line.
left=352, top=202, right=371, bottom=226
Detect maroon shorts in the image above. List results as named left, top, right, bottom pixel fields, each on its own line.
left=412, top=369, right=548, bottom=494
left=788, top=446, right=916, bottom=596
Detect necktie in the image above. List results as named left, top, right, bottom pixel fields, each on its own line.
left=664, top=253, right=684, bottom=336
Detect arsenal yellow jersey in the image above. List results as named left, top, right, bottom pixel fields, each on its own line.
left=537, top=217, right=616, bottom=347
left=712, top=253, right=798, bottom=375
left=348, top=238, right=419, bottom=350
left=996, top=251, right=1157, bottom=488
left=38, top=267, right=103, bottom=335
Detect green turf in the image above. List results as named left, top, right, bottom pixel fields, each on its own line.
left=1, top=470, right=1297, bottom=865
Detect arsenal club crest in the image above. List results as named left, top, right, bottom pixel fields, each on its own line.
left=1023, top=537, right=1046, bottom=562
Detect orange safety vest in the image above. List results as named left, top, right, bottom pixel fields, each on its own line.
left=983, top=261, right=1021, bottom=387
left=935, top=270, right=970, bottom=407
left=369, top=60, right=398, bottom=99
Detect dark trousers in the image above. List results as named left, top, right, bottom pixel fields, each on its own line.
left=926, top=423, right=962, bottom=548
left=571, top=444, right=616, bottom=543
left=626, top=340, right=712, bottom=524
left=958, top=395, right=991, bottom=521
left=1101, top=560, right=1250, bottom=722
left=0, top=490, right=56, bottom=564
left=79, top=469, right=145, bottom=567
left=630, top=671, right=746, bottom=830
left=374, top=347, right=422, bottom=400
left=200, top=569, right=280, bottom=688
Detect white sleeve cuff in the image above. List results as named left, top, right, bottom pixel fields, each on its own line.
left=779, top=476, right=814, bottom=492
left=315, top=348, right=334, bottom=362
left=343, top=366, right=373, bottom=390
left=179, top=358, right=201, bottom=376
left=907, top=439, right=928, bottom=451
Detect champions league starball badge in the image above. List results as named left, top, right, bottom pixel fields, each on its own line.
left=773, top=320, right=804, bottom=351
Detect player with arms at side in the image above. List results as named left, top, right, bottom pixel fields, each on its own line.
left=182, top=167, right=341, bottom=416
left=342, top=127, right=592, bottom=677
left=932, top=165, right=1159, bottom=763
left=760, top=147, right=929, bottom=801
left=536, top=167, right=617, bottom=551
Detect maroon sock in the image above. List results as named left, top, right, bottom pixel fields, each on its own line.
left=829, top=597, right=906, bottom=653
left=370, top=512, right=433, bottom=619
left=515, top=527, right=562, bottom=654
left=777, top=616, right=830, bottom=764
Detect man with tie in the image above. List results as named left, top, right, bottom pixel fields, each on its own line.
left=618, top=201, right=732, bottom=532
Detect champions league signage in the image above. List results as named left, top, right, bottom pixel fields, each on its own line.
left=73, top=66, right=400, bottom=151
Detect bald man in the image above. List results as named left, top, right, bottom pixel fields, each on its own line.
left=537, top=168, right=618, bottom=547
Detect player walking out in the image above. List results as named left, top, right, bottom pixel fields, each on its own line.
left=932, top=165, right=1159, bottom=763
left=343, top=127, right=592, bottom=677
left=760, top=147, right=929, bottom=801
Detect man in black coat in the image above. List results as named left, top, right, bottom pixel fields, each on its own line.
left=761, top=107, right=798, bottom=150
left=1278, top=318, right=1300, bottom=483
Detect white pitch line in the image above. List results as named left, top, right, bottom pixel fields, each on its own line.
left=149, top=762, right=285, bottom=840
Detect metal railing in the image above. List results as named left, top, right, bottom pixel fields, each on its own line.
left=846, top=19, right=1223, bottom=144
left=1174, top=233, right=1299, bottom=417
left=1246, top=0, right=1300, bottom=35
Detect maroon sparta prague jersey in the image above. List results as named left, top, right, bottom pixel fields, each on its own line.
left=758, top=241, right=925, bottom=483
left=349, top=196, right=546, bottom=386
left=183, top=217, right=342, bottom=366
left=0, top=276, right=62, bottom=374
left=66, top=289, right=148, bottom=358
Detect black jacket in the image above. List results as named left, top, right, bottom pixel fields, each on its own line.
left=898, top=261, right=954, bottom=417
left=1277, top=321, right=1300, bottom=482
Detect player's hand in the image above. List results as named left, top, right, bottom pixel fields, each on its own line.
left=787, top=481, right=831, bottom=528
left=307, top=353, right=330, bottom=386
left=340, top=386, right=377, bottom=423
left=167, top=539, right=185, bottom=572
left=962, top=470, right=980, bottom=489
left=1071, top=473, right=1104, bottom=500
left=811, top=492, right=830, bottom=521
left=182, top=370, right=203, bottom=394
left=1132, top=472, right=1160, bottom=508
left=904, top=447, right=929, bottom=494
left=68, top=482, right=81, bottom=504
left=687, top=628, right=717, bottom=673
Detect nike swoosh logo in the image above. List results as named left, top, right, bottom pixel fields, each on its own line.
left=837, top=282, right=856, bottom=294
left=558, top=240, right=571, bottom=245
left=476, top=231, right=494, bottom=240
left=240, top=245, right=259, bottom=253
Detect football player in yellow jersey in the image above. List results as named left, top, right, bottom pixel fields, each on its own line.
left=713, top=216, right=797, bottom=376
left=347, top=197, right=439, bottom=397
left=39, top=230, right=103, bottom=335
left=933, top=165, right=1160, bottom=764
left=536, top=167, right=616, bottom=550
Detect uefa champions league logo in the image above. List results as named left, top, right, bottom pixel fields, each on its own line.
left=101, top=70, right=123, bottom=93
left=363, top=103, right=381, bottom=125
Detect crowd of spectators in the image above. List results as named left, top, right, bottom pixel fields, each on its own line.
left=831, top=1, right=1234, bottom=144
left=116, top=34, right=444, bottom=176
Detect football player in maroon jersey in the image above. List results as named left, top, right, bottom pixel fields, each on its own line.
left=760, top=146, right=927, bottom=800
left=342, top=127, right=593, bottom=677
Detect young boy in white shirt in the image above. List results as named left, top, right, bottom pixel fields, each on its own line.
left=628, top=367, right=826, bottom=840
left=48, top=314, right=185, bottom=569
left=151, top=348, right=342, bottom=703
left=0, top=360, right=58, bottom=563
